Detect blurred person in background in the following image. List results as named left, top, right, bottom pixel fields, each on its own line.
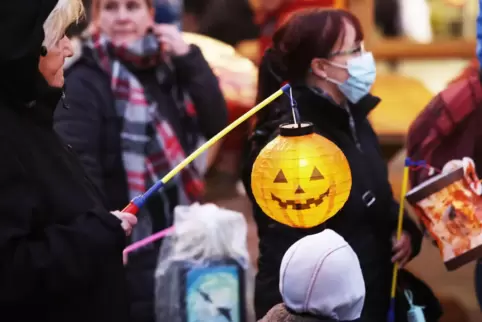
left=375, top=0, right=400, bottom=38
left=54, top=0, right=228, bottom=321
left=242, top=8, right=423, bottom=321
left=408, top=1, right=482, bottom=310
left=0, top=0, right=137, bottom=321
left=407, top=66, right=482, bottom=312
left=184, top=0, right=260, bottom=47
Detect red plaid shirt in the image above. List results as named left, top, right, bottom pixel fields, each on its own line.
left=407, top=75, right=482, bottom=187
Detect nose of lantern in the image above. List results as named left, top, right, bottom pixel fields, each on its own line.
left=295, top=185, right=305, bottom=194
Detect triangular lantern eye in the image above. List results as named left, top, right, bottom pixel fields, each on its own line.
left=310, top=167, right=324, bottom=181
left=274, top=169, right=288, bottom=183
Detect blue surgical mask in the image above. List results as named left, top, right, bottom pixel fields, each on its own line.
left=326, top=52, right=376, bottom=104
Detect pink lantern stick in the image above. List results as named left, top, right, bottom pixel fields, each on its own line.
left=123, top=226, right=175, bottom=256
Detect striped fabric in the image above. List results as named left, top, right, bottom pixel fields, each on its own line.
left=84, top=32, right=203, bottom=240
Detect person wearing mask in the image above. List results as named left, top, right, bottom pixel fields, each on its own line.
left=54, top=0, right=228, bottom=321
left=259, top=229, right=365, bottom=322
left=242, top=8, right=423, bottom=322
left=0, top=1, right=137, bottom=322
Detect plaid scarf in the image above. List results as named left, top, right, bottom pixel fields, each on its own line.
left=84, top=32, right=204, bottom=242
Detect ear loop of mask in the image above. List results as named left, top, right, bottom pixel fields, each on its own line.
left=313, top=60, right=370, bottom=92
left=320, top=61, right=348, bottom=86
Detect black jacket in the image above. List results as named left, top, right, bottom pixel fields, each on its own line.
left=0, top=2, right=129, bottom=321
left=243, top=86, right=423, bottom=322
left=0, top=78, right=130, bottom=322
left=0, top=0, right=57, bottom=105
left=55, top=44, right=227, bottom=322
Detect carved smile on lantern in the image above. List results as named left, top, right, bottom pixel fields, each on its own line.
left=251, top=121, right=352, bottom=228
left=271, top=190, right=330, bottom=210
left=270, top=167, right=331, bottom=210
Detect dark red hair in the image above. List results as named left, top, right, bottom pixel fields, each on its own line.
left=272, top=8, right=363, bottom=82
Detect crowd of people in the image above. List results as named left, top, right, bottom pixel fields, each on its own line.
left=1, top=0, right=482, bottom=322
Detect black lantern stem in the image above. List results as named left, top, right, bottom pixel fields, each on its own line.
left=288, top=87, right=301, bottom=127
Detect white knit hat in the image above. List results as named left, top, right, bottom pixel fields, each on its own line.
left=279, top=229, right=365, bottom=321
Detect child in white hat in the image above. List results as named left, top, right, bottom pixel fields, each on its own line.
left=259, top=229, right=366, bottom=322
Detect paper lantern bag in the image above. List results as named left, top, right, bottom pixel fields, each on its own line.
left=406, top=158, right=482, bottom=270
left=154, top=203, right=255, bottom=322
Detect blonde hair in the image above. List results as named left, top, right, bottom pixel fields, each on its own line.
left=43, top=0, right=85, bottom=48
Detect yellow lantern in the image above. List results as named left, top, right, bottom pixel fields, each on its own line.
left=251, top=122, right=352, bottom=228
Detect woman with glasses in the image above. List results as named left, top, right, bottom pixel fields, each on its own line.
left=242, top=8, right=423, bottom=322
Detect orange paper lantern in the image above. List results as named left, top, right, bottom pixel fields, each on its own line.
left=251, top=122, right=352, bottom=228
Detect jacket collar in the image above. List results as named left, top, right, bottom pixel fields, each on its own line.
left=4, top=74, right=66, bottom=127
left=31, top=76, right=65, bottom=125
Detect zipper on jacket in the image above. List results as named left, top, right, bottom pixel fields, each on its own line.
left=342, top=104, right=363, bottom=152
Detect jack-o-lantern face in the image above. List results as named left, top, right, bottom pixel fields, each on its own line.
left=270, top=167, right=331, bottom=210
left=251, top=129, right=352, bottom=228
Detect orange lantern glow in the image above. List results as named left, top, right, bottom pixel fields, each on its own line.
left=251, top=122, right=352, bottom=228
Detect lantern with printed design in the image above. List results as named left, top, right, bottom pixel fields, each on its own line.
left=251, top=122, right=352, bottom=228
left=406, top=157, right=482, bottom=270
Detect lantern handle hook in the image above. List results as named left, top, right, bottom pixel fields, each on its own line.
left=287, top=87, right=301, bottom=127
